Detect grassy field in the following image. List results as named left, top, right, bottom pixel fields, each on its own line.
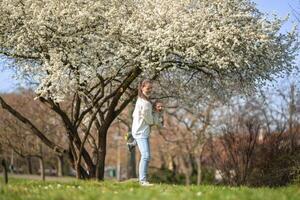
left=1, top=176, right=300, bottom=200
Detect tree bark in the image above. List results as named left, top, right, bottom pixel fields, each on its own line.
left=116, top=134, right=121, bottom=181
left=127, top=148, right=137, bottom=179
left=96, top=131, right=107, bottom=180
left=26, top=157, right=33, bottom=175
left=180, top=156, right=192, bottom=185
left=196, top=157, right=202, bottom=185
left=57, top=155, right=64, bottom=177
left=125, top=102, right=137, bottom=179
left=1, top=159, right=8, bottom=184
left=38, top=157, right=45, bottom=181
left=96, top=146, right=106, bottom=180
left=185, top=172, right=191, bottom=185
left=76, top=165, right=81, bottom=179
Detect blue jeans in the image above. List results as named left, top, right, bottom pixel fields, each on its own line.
left=136, top=138, right=151, bottom=182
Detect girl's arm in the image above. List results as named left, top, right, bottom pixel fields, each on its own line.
left=141, top=102, right=155, bottom=125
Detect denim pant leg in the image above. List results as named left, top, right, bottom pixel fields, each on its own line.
left=136, top=138, right=151, bottom=182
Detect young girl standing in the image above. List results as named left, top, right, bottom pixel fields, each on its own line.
left=131, top=79, right=163, bottom=186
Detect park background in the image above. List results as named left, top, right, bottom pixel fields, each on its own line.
left=1, top=1, right=300, bottom=200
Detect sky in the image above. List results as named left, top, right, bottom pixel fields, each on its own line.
left=254, top=0, right=300, bottom=90
left=0, top=0, right=299, bottom=93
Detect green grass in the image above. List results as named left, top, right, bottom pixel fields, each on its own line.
left=0, top=177, right=300, bottom=200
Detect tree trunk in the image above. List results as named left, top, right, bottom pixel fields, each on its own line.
left=96, top=131, right=107, bottom=180
left=126, top=102, right=137, bottom=179
left=167, top=155, right=177, bottom=177
left=116, top=135, right=121, bottom=181
left=1, top=159, right=8, bottom=184
left=57, top=155, right=64, bottom=176
left=26, top=157, right=33, bottom=175
left=158, top=149, right=167, bottom=169
left=76, top=164, right=81, bottom=179
left=67, top=145, right=89, bottom=179
left=289, top=84, right=296, bottom=151
left=10, top=150, right=14, bottom=174
left=127, top=148, right=137, bottom=179
left=180, top=156, right=192, bottom=185
left=70, top=143, right=82, bottom=179
left=69, top=130, right=95, bottom=178
left=196, top=157, right=202, bottom=185
left=185, top=172, right=191, bottom=185
left=39, top=157, right=45, bottom=181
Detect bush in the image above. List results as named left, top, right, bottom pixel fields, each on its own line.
left=148, top=167, right=216, bottom=185
left=248, top=149, right=300, bottom=187
left=148, top=167, right=185, bottom=184
left=201, top=167, right=216, bottom=184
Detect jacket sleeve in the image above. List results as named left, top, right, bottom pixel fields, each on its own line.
left=141, top=102, right=155, bottom=125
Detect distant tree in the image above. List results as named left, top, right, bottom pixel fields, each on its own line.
left=209, top=84, right=300, bottom=186
left=0, top=91, right=67, bottom=179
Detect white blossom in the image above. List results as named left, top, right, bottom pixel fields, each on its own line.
left=0, top=0, right=297, bottom=101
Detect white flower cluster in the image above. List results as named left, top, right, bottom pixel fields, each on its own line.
left=0, top=0, right=297, bottom=101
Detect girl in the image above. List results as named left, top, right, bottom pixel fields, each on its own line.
left=131, top=79, right=163, bottom=186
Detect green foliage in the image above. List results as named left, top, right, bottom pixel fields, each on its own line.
left=149, top=167, right=216, bottom=185
left=248, top=150, right=300, bottom=187
left=291, top=154, right=300, bottom=185
left=148, top=167, right=185, bottom=184
left=200, top=168, right=216, bottom=185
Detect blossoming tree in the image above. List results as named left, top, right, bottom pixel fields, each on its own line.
left=0, top=0, right=297, bottom=180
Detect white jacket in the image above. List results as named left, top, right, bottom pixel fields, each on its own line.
left=132, top=97, right=163, bottom=139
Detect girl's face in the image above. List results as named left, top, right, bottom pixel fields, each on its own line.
left=155, top=102, right=163, bottom=112
left=142, top=82, right=153, bottom=97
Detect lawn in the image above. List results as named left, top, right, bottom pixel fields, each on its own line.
left=0, top=177, right=300, bottom=200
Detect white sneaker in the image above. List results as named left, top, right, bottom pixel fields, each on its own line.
left=140, top=181, right=154, bottom=186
